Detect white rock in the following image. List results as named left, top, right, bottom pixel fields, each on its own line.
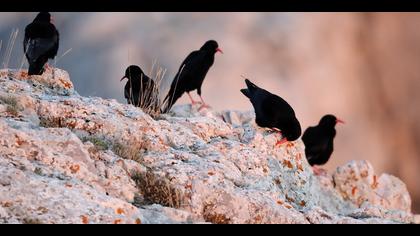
left=0, top=68, right=416, bottom=224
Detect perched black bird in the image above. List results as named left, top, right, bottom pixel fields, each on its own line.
left=120, top=65, right=156, bottom=109
left=24, top=12, right=59, bottom=75
left=162, top=40, right=223, bottom=113
left=241, top=79, right=301, bottom=146
left=302, top=114, right=344, bottom=175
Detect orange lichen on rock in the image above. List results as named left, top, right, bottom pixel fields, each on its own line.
left=282, top=159, right=293, bottom=169
left=297, top=163, right=304, bottom=172
left=352, top=186, right=357, bottom=196
left=70, top=164, right=80, bottom=174
left=15, top=135, right=25, bottom=146
left=81, top=215, right=89, bottom=224
left=113, top=219, right=122, bottom=224
left=59, top=78, right=73, bottom=89
left=116, top=208, right=125, bottom=215
left=19, top=71, right=28, bottom=78
left=371, top=175, right=379, bottom=189
left=185, top=183, right=193, bottom=190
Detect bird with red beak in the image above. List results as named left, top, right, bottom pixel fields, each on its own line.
left=162, top=40, right=222, bottom=113
left=302, top=114, right=345, bottom=175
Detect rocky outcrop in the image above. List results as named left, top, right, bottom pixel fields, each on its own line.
left=0, top=68, right=417, bottom=224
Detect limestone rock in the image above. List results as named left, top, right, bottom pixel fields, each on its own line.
left=0, top=68, right=416, bottom=224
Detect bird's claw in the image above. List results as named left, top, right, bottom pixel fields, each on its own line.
left=275, top=138, right=288, bottom=147
left=191, top=101, right=202, bottom=106
left=198, top=104, right=211, bottom=111
left=312, top=166, right=327, bottom=176
left=44, top=63, right=53, bottom=72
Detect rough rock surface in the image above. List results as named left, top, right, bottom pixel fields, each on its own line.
left=0, top=68, right=418, bottom=224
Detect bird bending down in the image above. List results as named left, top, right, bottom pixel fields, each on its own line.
left=241, top=78, right=301, bottom=146
left=162, top=40, right=223, bottom=113
left=24, top=12, right=59, bottom=75
left=302, top=114, right=344, bottom=175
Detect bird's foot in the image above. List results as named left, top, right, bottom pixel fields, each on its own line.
left=44, top=63, right=53, bottom=72
left=191, top=100, right=202, bottom=106
left=274, top=129, right=287, bottom=147
left=275, top=137, right=288, bottom=147
left=198, top=103, right=212, bottom=111
left=312, top=166, right=327, bottom=176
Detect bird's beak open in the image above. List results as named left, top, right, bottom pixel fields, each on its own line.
left=336, top=118, right=345, bottom=124
left=120, top=76, right=127, bottom=82
left=216, top=48, right=223, bottom=54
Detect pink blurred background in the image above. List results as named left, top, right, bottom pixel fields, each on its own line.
left=1, top=12, right=419, bottom=212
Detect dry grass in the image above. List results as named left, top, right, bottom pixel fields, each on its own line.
left=127, top=60, right=167, bottom=119
left=161, top=64, right=185, bottom=114
left=0, top=95, right=22, bottom=117
left=2, top=29, right=19, bottom=70
left=34, top=167, right=43, bottom=176
left=22, top=218, right=43, bottom=224
left=54, top=48, right=72, bottom=67
left=131, top=170, right=183, bottom=208
left=203, top=204, right=231, bottom=224
left=81, top=136, right=109, bottom=151
left=112, top=142, right=144, bottom=163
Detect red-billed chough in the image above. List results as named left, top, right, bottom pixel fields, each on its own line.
left=241, top=78, right=301, bottom=146
left=120, top=65, right=156, bottom=109
left=302, top=114, right=344, bottom=175
left=162, top=40, right=223, bottom=113
left=24, top=12, right=59, bottom=75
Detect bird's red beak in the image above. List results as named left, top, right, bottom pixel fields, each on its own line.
left=120, top=76, right=127, bottom=82
left=336, top=118, right=345, bottom=124
left=216, top=48, right=223, bottom=54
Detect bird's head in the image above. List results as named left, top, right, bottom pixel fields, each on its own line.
left=281, top=118, right=302, bottom=142
left=319, top=114, right=345, bottom=127
left=34, top=12, right=52, bottom=23
left=200, top=40, right=223, bottom=54
left=120, top=65, right=144, bottom=81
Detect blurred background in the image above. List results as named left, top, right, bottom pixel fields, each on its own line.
left=0, top=12, right=419, bottom=213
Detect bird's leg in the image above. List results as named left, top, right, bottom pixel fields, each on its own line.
left=187, top=92, right=201, bottom=105
left=44, top=63, right=51, bottom=71
left=312, top=165, right=326, bottom=176
left=273, top=128, right=288, bottom=147
left=198, top=95, right=211, bottom=111
left=275, top=137, right=288, bottom=147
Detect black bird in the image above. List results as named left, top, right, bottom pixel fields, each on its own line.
left=120, top=65, right=156, bottom=109
left=162, top=40, right=223, bottom=113
left=241, top=79, right=301, bottom=146
left=302, top=114, right=344, bottom=175
left=24, top=12, right=59, bottom=75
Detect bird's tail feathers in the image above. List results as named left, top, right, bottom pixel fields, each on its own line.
left=240, top=88, right=250, bottom=98
left=240, top=77, right=259, bottom=98
left=162, top=89, right=183, bottom=113
left=245, top=79, right=258, bottom=91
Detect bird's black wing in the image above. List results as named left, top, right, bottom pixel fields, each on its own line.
left=302, top=127, right=329, bottom=161
left=124, top=82, right=131, bottom=101
left=25, top=34, right=58, bottom=63
left=162, top=51, right=203, bottom=112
